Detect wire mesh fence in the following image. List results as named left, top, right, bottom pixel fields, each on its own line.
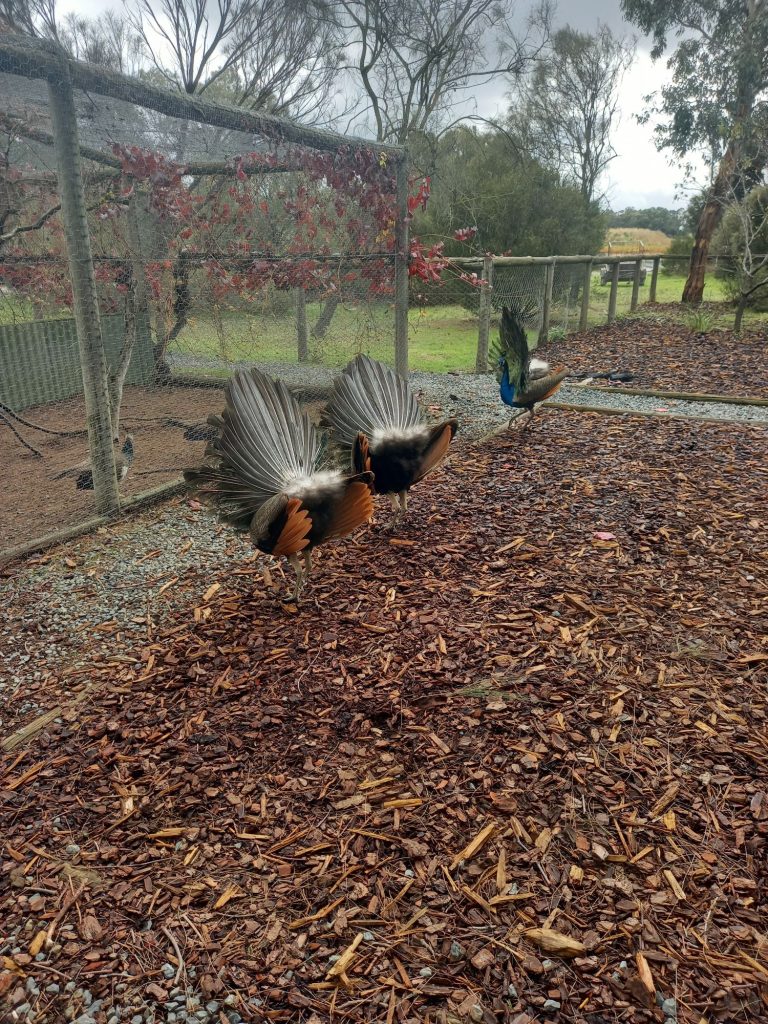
left=0, top=35, right=404, bottom=556
left=0, top=39, right=739, bottom=558
left=408, top=253, right=731, bottom=376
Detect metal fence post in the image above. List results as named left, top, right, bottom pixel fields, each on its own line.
left=579, top=259, right=593, bottom=333
left=394, top=153, right=409, bottom=378
left=650, top=257, right=661, bottom=303
left=475, top=256, right=494, bottom=373
left=538, top=258, right=555, bottom=346
left=47, top=48, right=119, bottom=514
left=295, top=288, right=309, bottom=362
left=631, top=258, right=643, bottom=312
left=607, top=261, right=620, bottom=324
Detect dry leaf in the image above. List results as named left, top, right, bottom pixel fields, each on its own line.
left=525, top=928, right=586, bottom=958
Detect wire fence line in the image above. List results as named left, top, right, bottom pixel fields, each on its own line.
left=412, top=252, right=733, bottom=375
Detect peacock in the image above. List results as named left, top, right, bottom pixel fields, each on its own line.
left=322, top=354, right=457, bottom=528
left=184, top=368, right=374, bottom=602
left=53, top=434, right=134, bottom=490
left=491, top=304, right=570, bottom=429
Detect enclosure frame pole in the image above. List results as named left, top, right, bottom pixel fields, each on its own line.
left=475, top=255, right=494, bottom=373
left=650, top=257, right=661, bottom=303
left=607, top=261, right=621, bottom=325
left=295, top=288, right=309, bottom=363
left=538, top=258, right=555, bottom=346
left=631, top=258, right=643, bottom=312
left=46, top=49, right=119, bottom=514
left=579, top=259, right=593, bottom=333
left=394, top=152, right=410, bottom=378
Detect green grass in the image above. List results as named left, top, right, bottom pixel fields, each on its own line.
left=175, top=302, right=482, bottom=374
left=5, top=275, right=768, bottom=379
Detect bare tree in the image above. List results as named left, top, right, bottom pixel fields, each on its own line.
left=0, top=0, right=57, bottom=37
left=127, top=0, right=342, bottom=120
left=328, top=0, right=550, bottom=144
left=58, top=11, right=144, bottom=74
left=717, top=178, right=768, bottom=330
left=223, top=3, right=343, bottom=122
left=509, top=24, right=635, bottom=204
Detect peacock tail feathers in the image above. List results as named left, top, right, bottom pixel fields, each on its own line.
left=184, top=368, right=322, bottom=522
left=323, top=354, right=422, bottom=449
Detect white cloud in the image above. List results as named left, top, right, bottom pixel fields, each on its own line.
left=604, top=49, right=682, bottom=209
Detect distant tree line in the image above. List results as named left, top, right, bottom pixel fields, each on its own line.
left=607, top=207, right=685, bottom=236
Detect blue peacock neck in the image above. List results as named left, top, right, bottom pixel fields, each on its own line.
left=499, top=363, right=516, bottom=406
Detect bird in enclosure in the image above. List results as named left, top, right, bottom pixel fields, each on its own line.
left=53, top=434, right=135, bottom=490
left=492, top=304, right=570, bottom=430
left=162, top=417, right=219, bottom=442
left=322, top=354, right=457, bottom=528
left=184, top=368, right=374, bottom=603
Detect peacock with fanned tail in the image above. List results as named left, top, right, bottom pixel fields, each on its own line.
left=491, top=303, right=570, bottom=430
left=323, top=354, right=457, bottom=528
left=184, top=368, right=374, bottom=602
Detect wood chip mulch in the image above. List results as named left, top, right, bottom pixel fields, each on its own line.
left=543, top=316, right=768, bottom=398
left=2, top=410, right=768, bottom=1024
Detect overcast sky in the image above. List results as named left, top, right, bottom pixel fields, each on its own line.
left=56, top=0, right=702, bottom=211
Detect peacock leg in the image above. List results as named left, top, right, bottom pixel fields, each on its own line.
left=388, top=491, right=401, bottom=530
left=286, top=552, right=304, bottom=602
left=302, top=548, right=313, bottom=580
left=399, top=491, right=408, bottom=512
left=522, top=407, right=536, bottom=431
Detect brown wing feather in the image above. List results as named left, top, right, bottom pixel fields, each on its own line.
left=324, top=481, right=374, bottom=540
left=272, top=497, right=313, bottom=557
left=412, top=420, right=457, bottom=484
left=353, top=432, right=372, bottom=473
left=519, top=366, right=570, bottom=405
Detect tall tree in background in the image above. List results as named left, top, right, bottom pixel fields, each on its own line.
left=329, top=0, right=550, bottom=144
left=509, top=25, right=635, bottom=204
left=58, top=11, right=144, bottom=74
left=128, top=0, right=342, bottom=121
left=414, top=125, right=608, bottom=256
left=0, top=0, right=56, bottom=36
left=621, top=0, right=768, bottom=303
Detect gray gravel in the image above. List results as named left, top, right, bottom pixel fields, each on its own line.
left=171, top=355, right=768, bottom=431
left=3, top=364, right=766, bottom=708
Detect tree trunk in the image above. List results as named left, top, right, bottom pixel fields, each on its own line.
left=682, top=139, right=740, bottom=304
left=110, top=280, right=137, bottom=440
left=295, top=287, right=309, bottom=362
left=734, top=294, right=748, bottom=332
left=154, top=249, right=190, bottom=378
left=311, top=292, right=340, bottom=339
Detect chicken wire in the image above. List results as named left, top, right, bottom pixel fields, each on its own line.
left=0, top=36, right=404, bottom=555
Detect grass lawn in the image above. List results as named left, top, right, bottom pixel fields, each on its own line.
left=175, top=275, right=765, bottom=374
left=3, top=274, right=766, bottom=378
left=175, top=301, right=484, bottom=374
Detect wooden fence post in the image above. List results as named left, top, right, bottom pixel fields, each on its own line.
left=631, top=258, right=643, bottom=312
left=475, top=256, right=494, bottom=373
left=295, top=288, right=309, bottom=362
left=47, top=48, right=119, bottom=515
left=650, top=257, right=661, bottom=303
left=579, top=259, right=593, bottom=333
left=538, top=258, right=555, bottom=346
left=394, top=153, right=409, bottom=378
left=607, top=261, right=620, bottom=325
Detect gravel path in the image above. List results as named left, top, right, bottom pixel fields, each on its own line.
left=171, top=355, right=768, bottom=432
left=3, top=365, right=767, bottom=719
